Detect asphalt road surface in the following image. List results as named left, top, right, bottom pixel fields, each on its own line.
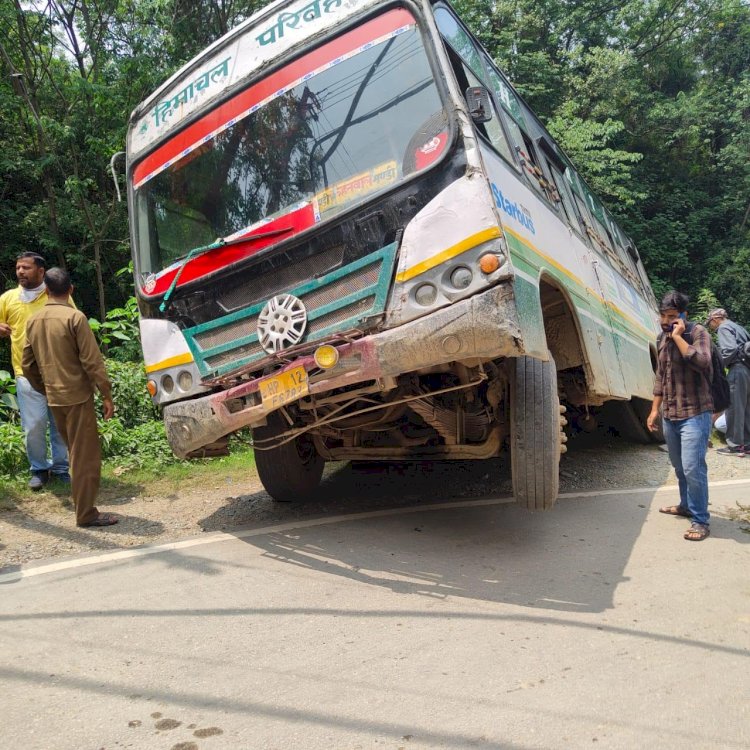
left=1, top=480, right=749, bottom=749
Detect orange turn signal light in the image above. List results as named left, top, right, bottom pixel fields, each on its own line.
left=479, top=253, right=500, bottom=274
left=146, top=380, right=157, bottom=397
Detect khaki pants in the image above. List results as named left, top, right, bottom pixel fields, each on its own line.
left=50, top=396, right=101, bottom=525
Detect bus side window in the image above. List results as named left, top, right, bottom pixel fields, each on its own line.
left=434, top=7, right=487, bottom=84
left=567, top=174, right=599, bottom=250
left=440, top=40, right=514, bottom=166
left=460, top=64, right=514, bottom=164
left=516, top=130, right=557, bottom=203
left=547, top=162, right=580, bottom=232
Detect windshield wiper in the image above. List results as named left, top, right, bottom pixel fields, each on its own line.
left=174, top=225, right=294, bottom=262
left=161, top=225, right=295, bottom=313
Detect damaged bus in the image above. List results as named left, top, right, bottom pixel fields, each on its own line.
left=125, top=0, right=661, bottom=509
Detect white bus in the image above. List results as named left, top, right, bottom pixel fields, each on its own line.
left=125, top=0, right=661, bottom=509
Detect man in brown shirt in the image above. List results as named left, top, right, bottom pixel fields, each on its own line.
left=22, top=268, right=117, bottom=528
left=647, top=291, right=713, bottom=541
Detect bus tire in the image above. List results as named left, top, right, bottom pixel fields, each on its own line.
left=253, top=414, right=324, bottom=502
left=511, top=353, right=561, bottom=511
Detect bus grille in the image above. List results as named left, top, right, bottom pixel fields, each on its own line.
left=218, top=244, right=346, bottom=312
left=183, top=242, right=397, bottom=379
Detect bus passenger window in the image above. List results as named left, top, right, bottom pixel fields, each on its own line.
left=547, top=163, right=578, bottom=229
left=517, top=132, right=556, bottom=203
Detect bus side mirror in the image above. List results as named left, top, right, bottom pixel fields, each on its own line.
left=465, top=86, right=492, bottom=124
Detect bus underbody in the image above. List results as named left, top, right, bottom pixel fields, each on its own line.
left=163, top=282, right=566, bottom=509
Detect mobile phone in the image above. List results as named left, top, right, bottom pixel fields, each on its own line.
left=670, top=312, right=686, bottom=331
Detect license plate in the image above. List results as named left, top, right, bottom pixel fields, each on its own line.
left=259, top=365, right=309, bottom=410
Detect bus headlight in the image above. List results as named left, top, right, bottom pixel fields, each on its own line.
left=161, top=374, right=175, bottom=394
left=414, top=283, right=438, bottom=306
left=177, top=370, right=193, bottom=391
left=450, top=266, right=473, bottom=289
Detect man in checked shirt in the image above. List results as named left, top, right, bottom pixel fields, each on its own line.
left=647, top=291, right=714, bottom=541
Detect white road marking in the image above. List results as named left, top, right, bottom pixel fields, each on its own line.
left=2, top=478, right=749, bottom=584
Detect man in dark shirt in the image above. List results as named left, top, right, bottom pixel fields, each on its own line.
left=706, top=308, right=750, bottom=456
left=22, top=268, right=118, bottom=528
left=647, top=291, right=713, bottom=541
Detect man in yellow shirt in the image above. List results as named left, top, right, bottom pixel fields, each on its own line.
left=0, top=253, right=69, bottom=490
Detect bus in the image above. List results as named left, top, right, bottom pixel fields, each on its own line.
left=125, top=0, right=661, bottom=510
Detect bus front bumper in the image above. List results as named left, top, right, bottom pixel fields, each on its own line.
left=163, top=283, right=523, bottom=457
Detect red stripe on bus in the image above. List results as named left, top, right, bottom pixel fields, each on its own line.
left=142, top=202, right=317, bottom=297
left=133, top=8, right=414, bottom=186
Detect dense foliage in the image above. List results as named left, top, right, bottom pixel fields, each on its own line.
left=0, top=358, right=177, bottom=479
left=0, top=0, right=746, bottom=484
left=0, top=0, right=748, bottom=348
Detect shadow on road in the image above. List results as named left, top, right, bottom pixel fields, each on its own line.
left=196, top=455, right=656, bottom=614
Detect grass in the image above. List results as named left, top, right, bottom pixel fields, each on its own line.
left=0, top=444, right=257, bottom=510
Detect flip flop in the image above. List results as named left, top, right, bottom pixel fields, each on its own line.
left=78, top=513, right=118, bottom=528
left=659, top=505, right=691, bottom=517
left=684, top=522, right=710, bottom=541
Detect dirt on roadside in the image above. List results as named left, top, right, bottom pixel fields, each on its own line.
left=1, top=431, right=749, bottom=571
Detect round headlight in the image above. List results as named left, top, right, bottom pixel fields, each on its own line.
left=450, top=266, right=473, bottom=289
left=161, top=374, right=175, bottom=394
left=177, top=370, right=193, bottom=391
left=414, top=283, right=438, bottom=306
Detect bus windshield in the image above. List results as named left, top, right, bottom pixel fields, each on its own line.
left=134, top=9, right=445, bottom=276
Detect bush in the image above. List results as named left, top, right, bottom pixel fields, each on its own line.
left=98, top=417, right=180, bottom=470
left=89, top=296, right=142, bottom=364
left=0, top=422, right=26, bottom=479
left=0, top=369, right=19, bottom=424
left=0, top=360, right=182, bottom=482
left=104, top=359, right=158, bottom=428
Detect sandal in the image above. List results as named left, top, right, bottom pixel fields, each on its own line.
left=78, top=513, right=119, bottom=528
left=659, top=505, right=691, bottom=518
left=684, top=522, right=710, bottom=541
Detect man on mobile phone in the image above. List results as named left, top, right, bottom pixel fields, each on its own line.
left=647, top=291, right=713, bottom=542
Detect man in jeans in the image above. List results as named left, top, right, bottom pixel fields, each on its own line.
left=706, top=308, right=750, bottom=456
left=647, top=291, right=713, bottom=541
left=0, top=253, right=69, bottom=490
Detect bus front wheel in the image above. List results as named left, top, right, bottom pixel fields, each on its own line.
left=510, top=354, right=562, bottom=511
left=253, top=414, right=324, bottom=502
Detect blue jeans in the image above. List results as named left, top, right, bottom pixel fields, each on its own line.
left=663, top=411, right=711, bottom=525
left=16, top=376, right=69, bottom=476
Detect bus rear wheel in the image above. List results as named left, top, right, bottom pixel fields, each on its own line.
left=510, top=353, right=562, bottom=511
left=253, top=414, right=324, bottom=502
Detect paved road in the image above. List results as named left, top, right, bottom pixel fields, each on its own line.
left=1, top=480, right=749, bottom=749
